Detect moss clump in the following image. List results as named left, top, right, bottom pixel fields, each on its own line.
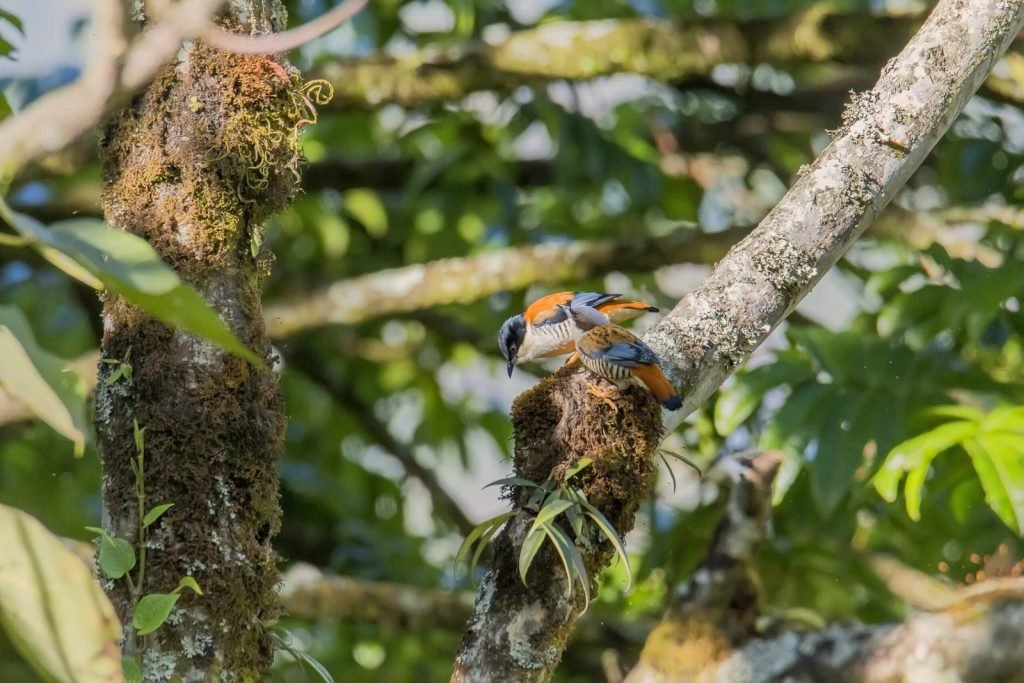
left=96, top=37, right=306, bottom=680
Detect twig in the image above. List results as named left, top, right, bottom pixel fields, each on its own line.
left=203, top=0, right=367, bottom=54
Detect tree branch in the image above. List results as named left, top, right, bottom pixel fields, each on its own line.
left=0, top=0, right=225, bottom=181
left=262, top=227, right=744, bottom=336
left=450, top=2, right=1024, bottom=680
left=314, top=10, right=1023, bottom=110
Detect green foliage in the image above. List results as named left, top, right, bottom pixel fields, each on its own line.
left=0, top=205, right=260, bottom=365
left=875, top=406, right=1024, bottom=532
left=0, top=305, right=87, bottom=452
left=457, top=460, right=631, bottom=612
left=0, top=503, right=122, bottom=683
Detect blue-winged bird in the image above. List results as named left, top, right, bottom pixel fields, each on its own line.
left=567, top=304, right=682, bottom=411
left=498, top=291, right=657, bottom=377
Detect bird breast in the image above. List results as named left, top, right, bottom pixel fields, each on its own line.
left=580, top=354, right=632, bottom=382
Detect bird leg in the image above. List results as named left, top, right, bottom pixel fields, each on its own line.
left=587, top=382, right=620, bottom=411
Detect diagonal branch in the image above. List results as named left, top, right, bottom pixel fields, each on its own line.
left=286, top=355, right=476, bottom=538
left=450, top=2, right=1024, bottom=680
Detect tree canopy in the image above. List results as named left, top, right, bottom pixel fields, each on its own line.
left=0, top=0, right=1023, bottom=681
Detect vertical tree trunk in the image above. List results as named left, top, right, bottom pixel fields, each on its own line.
left=95, top=2, right=302, bottom=678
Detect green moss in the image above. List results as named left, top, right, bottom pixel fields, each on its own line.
left=95, top=39, right=317, bottom=679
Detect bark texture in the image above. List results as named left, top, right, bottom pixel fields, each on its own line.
left=452, top=0, right=1024, bottom=680
left=94, top=1, right=305, bottom=679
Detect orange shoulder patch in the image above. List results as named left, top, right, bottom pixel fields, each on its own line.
left=524, top=292, right=573, bottom=324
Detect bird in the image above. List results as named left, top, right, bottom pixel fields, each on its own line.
left=566, top=304, right=682, bottom=411
left=498, top=291, right=657, bottom=377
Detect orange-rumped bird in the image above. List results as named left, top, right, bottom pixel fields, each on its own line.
left=567, top=304, right=682, bottom=411
left=498, top=291, right=657, bottom=377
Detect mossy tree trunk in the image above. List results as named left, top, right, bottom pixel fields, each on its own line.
left=95, top=1, right=307, bottom=678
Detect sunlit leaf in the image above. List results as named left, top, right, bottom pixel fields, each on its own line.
left=0, top=504, right=122, bottom=683
left=175, top=576, right=203, bottom=596
left=0, top=207, right=260, bottom=365
left=0, top=306, right=88, bottom=452
left=965, top=435, right=1024, bottom=533
left=345, top=189, right=388, bottom=238
left=873, top=420, right=977, bottom=502
left=133, top=593, right=180, bottom=636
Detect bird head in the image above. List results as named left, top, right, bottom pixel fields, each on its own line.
left=497, top=314, right=527, bottom=377
left=567, top=303, right=610, bottom=331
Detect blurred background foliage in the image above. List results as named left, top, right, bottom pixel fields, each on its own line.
left=1, top=0, right=1023, bottom=680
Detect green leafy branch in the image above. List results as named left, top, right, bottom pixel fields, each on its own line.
left=873, top=405, right=1024, bottom=533
left=455, top=459, right=631, bottom=611
left=87, top=420, right=201, bottom=679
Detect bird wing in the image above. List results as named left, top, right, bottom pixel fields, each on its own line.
left=525, top=292, right=574, bottom=325
left=578, top=326, right=658, bottom=367
left=571, top=291, right=622, bottom=310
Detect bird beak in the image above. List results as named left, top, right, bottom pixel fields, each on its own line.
left=506, top=358, right=515, bottom=377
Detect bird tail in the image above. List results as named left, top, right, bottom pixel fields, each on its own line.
left=600, top=300, right=659, bottom=323
left=631, top=364, right=682, bottom=411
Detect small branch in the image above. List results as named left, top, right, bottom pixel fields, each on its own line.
left=203, top=0, right=367, bottom=54
left=263, top=227, right=745, bottom=336
left=0, top=0, right=225, bottom=181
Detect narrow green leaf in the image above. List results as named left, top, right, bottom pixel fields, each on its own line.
left=578, top=499, right=632, bottom=592
left=97, top=534, right=136, bottom=581
left=0, top=504, right=122, bottom=683
left=469, top=518, right=506, bottom=579
left=0, top=306, right=87, bottom=452
left=965, top=435, right=1024, bottom=533
left=533, top=498, right=575, bottom=528
left=175, top=576, right=203, bottom=596
left=542, top=525, right=576, bottom=600
left=454, top=512, right=514, bottom=577
left=659, top=453, right=678, bottom=493
left=921, top=405, right=986, bottom=423
left=133, top=593, right=180, bottom=636
left=660, top=450, right=703, bottom=477
left=548, top=524, right=591, bottom=611
left=563, top=458, right=593, bottom=481
left=142, top=504, right=173, bottom=529
left=518, top=527, right=547, bottom=585
left=483, top=477, right=540, bottom=490
left=0, top=9, right=23, bottom=34
left=295, top=650, right=336, bottom=683
left=903, top=455, right=932, bottom=521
